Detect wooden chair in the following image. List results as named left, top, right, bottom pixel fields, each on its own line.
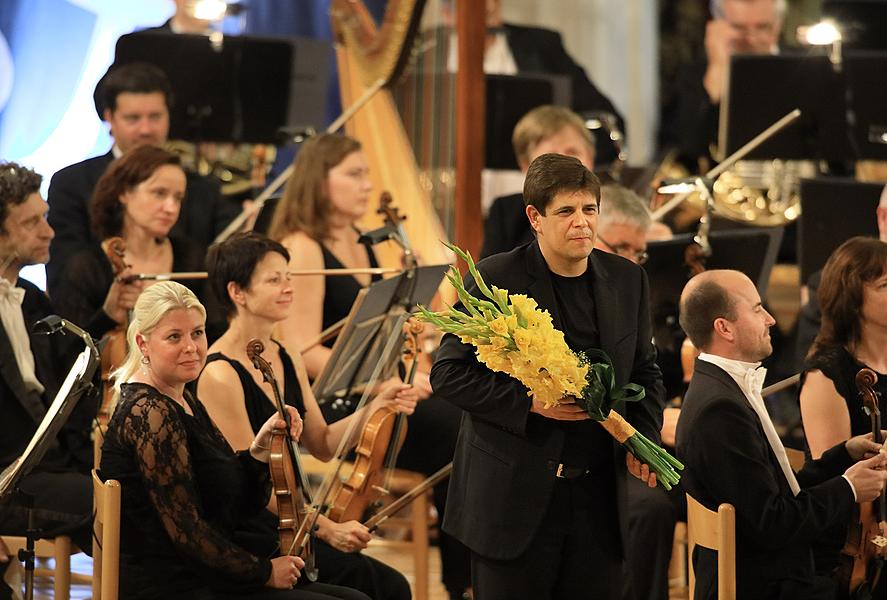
left=91, top=469, right=121, bottom=600
left=301, top=454, right=431, bottom=600
left=686, top=493, right=736, bottom=600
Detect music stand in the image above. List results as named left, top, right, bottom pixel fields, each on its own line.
left=485, top=73, right=572, bottom=170
left=718, top=54, right=850, bottom=161
left=798, top=177, right=882, bottom=282
left=113, top=31, right=330, bottom=143
left=644, top=228, right=783, bottom=347
left=312, top=265, right=449, bottom=406
left=0, top=317, right=99, bottom=600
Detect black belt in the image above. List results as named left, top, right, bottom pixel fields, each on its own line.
left=546, top=460, right=589, bottom=480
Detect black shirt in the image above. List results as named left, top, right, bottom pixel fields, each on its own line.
left=545, top=270, right=612, bottom=473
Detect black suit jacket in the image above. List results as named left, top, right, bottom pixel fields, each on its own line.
left=0, top=279, right=92, bottom=470
left=46, top=151, right=238, bottom=295
left=480, top=192, right=534, bottom=259
left=504, top=23, right=624, bottom=130
left=676, top=359, right=854, bottom=600
left=430, top=241, right=664, bottom=560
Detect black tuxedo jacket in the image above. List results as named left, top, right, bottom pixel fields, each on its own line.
left=46, top=151, right=238, bottom=295
left=676, top=359, right=854, bottom=600
left=430, top=241, right=664, bottom=560
left=504, top=23, right=624, bottom=129
left=0, top=279, right=92, bottom=470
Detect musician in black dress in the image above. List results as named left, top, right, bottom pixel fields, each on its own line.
left=100, top=280, right=370, bottom=600
left=268, top=133, right=471, bottom=599
left=197, top=232, right=415, bottom=600
left=798, top=236, right=887, bottom=582
left=52, top=145, right=212, bottom=342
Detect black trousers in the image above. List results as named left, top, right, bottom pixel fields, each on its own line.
left=0, top=468, right=93, bottom=552
left=471, top=475, right=622, bottom=600
left=623, top=475, right=684, bottom=600
left=237, top=510, right=410, bottom=600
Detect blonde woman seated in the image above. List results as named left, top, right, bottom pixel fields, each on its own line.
left=197, top=232, right=416, bottom=600
left=99, top=281, right=371, bottom=600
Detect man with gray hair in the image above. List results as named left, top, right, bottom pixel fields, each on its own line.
left=665, top=0, right=786, bottom=166
left=594, top=184, right=653, bottom=266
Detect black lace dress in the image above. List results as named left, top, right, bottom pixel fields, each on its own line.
left=205, top=344, right=410, bottom=600
left=100, top=382, right=368, bottom=600
left=801, top=346, right=887, bottom=590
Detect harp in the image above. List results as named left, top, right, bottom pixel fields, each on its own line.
left=330, top=0, right=485, bottom=268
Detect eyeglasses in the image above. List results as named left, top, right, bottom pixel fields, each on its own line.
left=598, top=236, right=649, bottom=265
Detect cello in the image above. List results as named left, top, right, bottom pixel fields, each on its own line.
left=837, top=368, right=887, bottom=599
left=246, top=339, right=319, bottom=581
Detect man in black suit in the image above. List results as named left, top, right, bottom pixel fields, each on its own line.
left=676, top=269, right=887, bottom=600
left=46, top=62, right=239, bottom=295
left=0, top=163, right=93, bottom=598
left=431, top=153, right=665, bottom=599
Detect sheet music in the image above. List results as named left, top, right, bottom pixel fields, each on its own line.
left=0, top=347, right=92, bottom=495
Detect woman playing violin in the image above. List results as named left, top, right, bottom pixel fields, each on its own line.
left=267, top=133, right=470, bottom=599
left=100, top=281, right=370, bottom=599
left=799, top=236, right=887, bottom=582
left=53, top=145, right=216, bottom=341
left=197, top=232, right=415, bottom=600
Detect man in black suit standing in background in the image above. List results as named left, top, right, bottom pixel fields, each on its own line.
left=0, top=162, right=92, bottom=598
left=676, top=269, right=887, bottom=600
left=46, top=62, right=238, bottom=296
left=431, top=153, right=665, bottom=599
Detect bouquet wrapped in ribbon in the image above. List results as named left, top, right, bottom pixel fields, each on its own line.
left=419, top=243, right=683, bottom=490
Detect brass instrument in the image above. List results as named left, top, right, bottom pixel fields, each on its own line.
left=709, top=158, right=815, bottom=227
left=164, top=140, right=276, bottom=198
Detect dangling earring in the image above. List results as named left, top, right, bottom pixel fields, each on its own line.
left=141, top=355, right=150, bottom=365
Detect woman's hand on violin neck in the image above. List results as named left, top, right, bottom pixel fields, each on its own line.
left=320, top=518, right=372, bottom=553
left=372, top=380, right=418, bottom=415
left=846, top=431, right=887, bottom=461
left=267, top=555, right=305, bottom=589
left=102, top=272, right=143, bottom=324
left=251, top=406, right=303, bottom=461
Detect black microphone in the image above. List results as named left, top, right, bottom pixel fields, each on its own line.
left=32, top=315, right=91, bottom=341
left=358, top=224, right=399, bottom=246
left=32, top=315, right=64, bottom=335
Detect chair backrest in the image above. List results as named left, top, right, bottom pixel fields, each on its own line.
left=686, top=493, right=736, bottom=600
left=91, top=469, right=121, bottom=600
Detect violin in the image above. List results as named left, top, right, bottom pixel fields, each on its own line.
left=327, top=320, right=424, bottom=523
left=838, top=368, right=887, bottom=598
left=97, top=237, right=129, bottom=425
left=246, top=339, right=319, bottom=581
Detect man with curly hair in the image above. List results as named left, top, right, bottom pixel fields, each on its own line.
left=0, top=162, right=92, bottom=599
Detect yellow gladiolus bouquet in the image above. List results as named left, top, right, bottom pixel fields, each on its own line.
left=418, top=243, right=683, bottom=490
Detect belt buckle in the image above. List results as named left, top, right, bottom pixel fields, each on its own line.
left=556, top=463, right=565, bottom=478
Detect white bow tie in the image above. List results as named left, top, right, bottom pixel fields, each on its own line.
left=744, top=366, right=767, bottom=395
left=0, top=279, right=24, bottom=305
